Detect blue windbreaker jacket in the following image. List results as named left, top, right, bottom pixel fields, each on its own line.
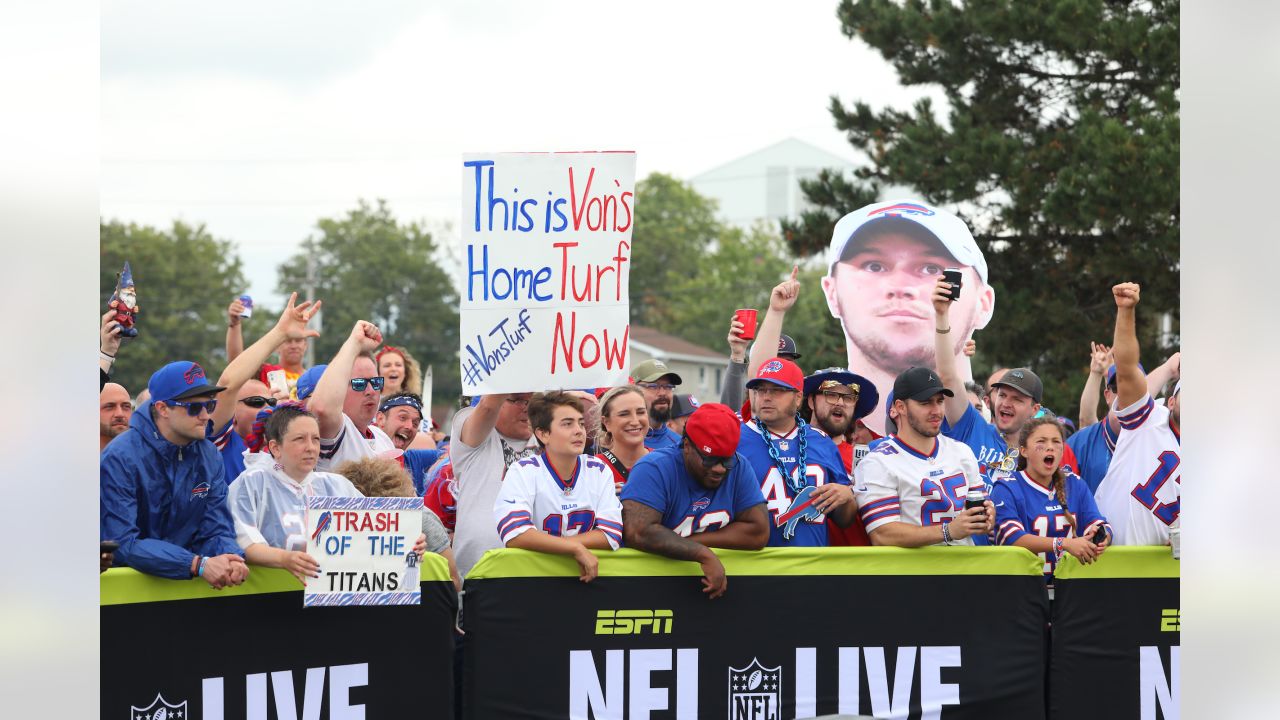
left=100, top=401, right=242, bottom=579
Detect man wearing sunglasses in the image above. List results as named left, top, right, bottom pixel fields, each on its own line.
left=206, top=293, right=323, bottom=485
left=621, top=403, right=769, bottom=599
left=309, top=320, right=398, bottom=472
left=99, top=359, right=247, bottom=588
left=801, top=368, right=881, bottom=547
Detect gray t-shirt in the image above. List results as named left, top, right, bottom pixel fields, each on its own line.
left=450, top=406, right=539, bottom=578
left=421, top=507, right=450, bottom=555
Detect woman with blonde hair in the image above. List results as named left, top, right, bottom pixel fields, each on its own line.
left=594, top=385, right=650, bottom=494
left=335, top=455, right=461, bottom=591
left=375, top=345, right=422, bottom=399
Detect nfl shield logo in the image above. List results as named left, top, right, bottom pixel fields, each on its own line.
left=728, top=658, right=781, bottom=719
left=130, top=694, right=187, bottom=720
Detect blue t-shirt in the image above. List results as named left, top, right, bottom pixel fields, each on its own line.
left=1065, top=420, right=1118, bottom=495
left=621, top=446, right=765, bottom=537
left=942, top=403, right=1016, bottom=491
left=403, top=449, right=442, bottom=496
left=991, top=470, right=1110, bottom=580
left=208, top=419, right=247, bottom=486
left=737, top=420, right=850, bottom=547
left=643, top=425, right=681, bottom=451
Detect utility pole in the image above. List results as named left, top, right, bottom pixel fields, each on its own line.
left=303, top=239, right=321, bottom=368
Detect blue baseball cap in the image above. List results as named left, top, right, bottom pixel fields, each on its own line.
left=296, top=365, right=326, bottom=400
left=148, top=361, right=225, bottom=404
left=1105, top=362, right=1145, bottom=388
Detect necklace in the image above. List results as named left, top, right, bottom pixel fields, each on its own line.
left=754, top=415, right=809, bottom=495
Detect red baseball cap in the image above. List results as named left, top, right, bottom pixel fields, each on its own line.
left=746, top=358, right=804, bottom=393
left=684, top=403, right=742, bottom=457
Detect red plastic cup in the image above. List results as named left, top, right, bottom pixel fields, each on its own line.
left=734, top=308, right=758, bottom=341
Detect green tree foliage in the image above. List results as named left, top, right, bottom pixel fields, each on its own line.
left=100, top=220, right=270, bottom=394
left=276, top=199, right=461, bottom=400
left=782, top=0, right=1179, bottom=413
left=628, top=173, right=716, bottom=328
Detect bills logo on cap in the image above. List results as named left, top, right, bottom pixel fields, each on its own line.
left=867, top=202, right=935, bottom=218
left=183, top=363, right=207, bottom=385
left=191, top=481, right=210, bottom=498
left=762, top=360, right=784, bottom=374
left=689, top=395, right=700, bottom=407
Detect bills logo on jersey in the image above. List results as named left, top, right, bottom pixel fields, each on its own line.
left=190, top=481, right=210, bottom=498
left=867, top=202, right=935, bottom=218
left=131, top=693, right=187, bottom=720
left=776, top=485, right=824, bottom=540
left=691, top=497, right=711, bottom=512
left=728, top=658, right=781, bottom=720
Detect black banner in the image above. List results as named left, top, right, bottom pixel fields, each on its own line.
left=1050, top=551, right=1180, bottom=720
left=101, top=568, right=457, bottom=720
left=462, top=547, right=1049, bottom=719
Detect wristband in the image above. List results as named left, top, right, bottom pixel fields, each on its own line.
left=99, top=351, right=115, bottom=362
left=941, top=523, right=953, bottom=545
left=935, top=326, right=951, bottom=335
left=197, top=556, right=209, bottom=577
left=1053, top=537, right=1065, bottom=558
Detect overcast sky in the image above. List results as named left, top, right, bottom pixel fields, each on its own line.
left=101, top=1, right=934, bottom=307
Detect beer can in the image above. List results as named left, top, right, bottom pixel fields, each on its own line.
left=238, top=294, right=253, bottom=318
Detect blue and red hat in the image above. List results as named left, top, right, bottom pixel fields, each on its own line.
left=296, top=365, right=327, bottom=400
left=148, top=361, right=225, bottom=404
left=746, top=358, right=804, bottom=393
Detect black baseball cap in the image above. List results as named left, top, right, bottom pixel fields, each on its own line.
left=991, top=367, right=1043, bottom=404
left=669, top=394, right=700, bottom=419
left=777, top=334, right=801, bottom=360
left=893, top=366, right=954, bottom=403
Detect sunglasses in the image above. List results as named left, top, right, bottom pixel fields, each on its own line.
left=685, top=439, right=735, bottom=470
left=240, top=396, right=278, bottom=409
left=165, top=398, right=218, bottom=417
left=350, top=377, right=385, bottom=392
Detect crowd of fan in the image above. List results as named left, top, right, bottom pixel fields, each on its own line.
left=99, top=217, right=1180, bottom=599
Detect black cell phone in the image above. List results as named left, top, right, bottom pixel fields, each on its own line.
left=943, top=268, right=963, bottom=301
left=1092, top=526, right=1107, bottom=546
left=101, top=540, right=119, bottom=555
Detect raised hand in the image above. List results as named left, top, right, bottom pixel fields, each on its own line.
left=1089, top=342, right=1112, bottom=374
left=768, top=266, right=801, bottom=313
left=227, top=298, right=246, bottom=327
left=100, top=309, right=123, bottom=357
left=932, top=276, right=954, bottom=317
left=726, top=315, right=750, bottom=361
left=1112, top=282, right=1140, bottom=309
left=963, top=338, right=977, bottom=357
left=348, top=320, right=383, bottom=353
left=274, top=292, right=323, bottom=340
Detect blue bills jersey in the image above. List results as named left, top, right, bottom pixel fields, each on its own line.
left=621, top=445, right=766, bottom=538
left=737, top=421, right=850, bottom=547
left=992, top=470, right=1110, bottom=579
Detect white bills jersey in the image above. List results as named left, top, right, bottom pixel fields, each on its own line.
left=229, top=454, right=363, bottom=551
left=854, top=434, right=985, bottom=545
left=1094, top=394, right=1180, bottom=545
left=494, top=453, right=624, bottom=550
left=317, top=413, right=396, bottom=473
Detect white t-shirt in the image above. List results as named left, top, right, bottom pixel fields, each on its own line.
left=854, top=434, right=985, bottom=545
left=450, top=406, right=539, bottom=578
left=317, top=412, right=396, bottom=473
left=1094, top=393, right=1180, bottom=545
left=494, top=454, right=623, bottom=549
left=229, top=453, right=363, bottom=551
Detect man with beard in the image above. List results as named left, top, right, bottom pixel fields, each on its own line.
left=801, top=368, right=880, bottom=546
left=737, top=359, right=858, bottom=546
left=308, top=320, right=397, bottom=472
left=932, top=278, right=1078, bottom=491
left=821, top=200, right=995, bottom=436
left=1093, top=283, right=1181, bottom=545
left=855, top=367, right=994, bottom=547
left=375, top=392, right=441, bottom=495
left=100, top=382, right=132, bottom=451
left=632, top=359, right=683, bottom=450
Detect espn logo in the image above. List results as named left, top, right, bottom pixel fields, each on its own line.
left=1160, top=608, right=1180, bottom=632
left=595, top=609, right=673, bottom=635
